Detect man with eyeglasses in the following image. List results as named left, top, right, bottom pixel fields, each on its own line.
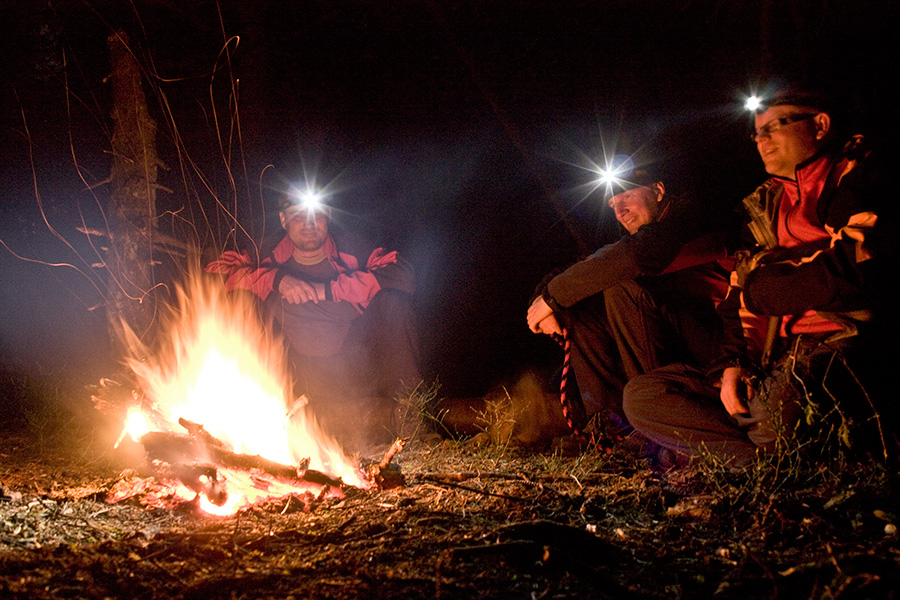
left=623, top=87, right=899, bottom=468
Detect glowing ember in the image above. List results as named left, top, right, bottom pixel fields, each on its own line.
left=118, top=272, right=370, bottom=513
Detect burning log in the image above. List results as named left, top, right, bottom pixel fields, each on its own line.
left=169, top=463, right=228, bottom=506
left=135, top=419, right=346, bottom=507
left=100, top=262, right=379, bottom=512
left=139, top=431, right=326, bottom=481
left=176, top=418, right=227, bottom=449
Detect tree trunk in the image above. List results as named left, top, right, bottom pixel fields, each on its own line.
left=106, top=30, right=160, bottom=356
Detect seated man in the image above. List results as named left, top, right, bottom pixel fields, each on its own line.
left=528, top=167, right=735, bottom=438
left=206, top=186, right=421, bottom=444
left=623, top=87, right=898, bottom=467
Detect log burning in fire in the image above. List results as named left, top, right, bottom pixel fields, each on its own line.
left=105, top=273, right=382, bottom=515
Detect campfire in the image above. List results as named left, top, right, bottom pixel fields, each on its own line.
left=99, top=274, right=396, bottom=516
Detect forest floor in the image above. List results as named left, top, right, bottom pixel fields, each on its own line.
left=1, top=369, right=898, bottom=599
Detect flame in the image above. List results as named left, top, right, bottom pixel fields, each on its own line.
left=124, top=407, right=150, bottom=440
left=120, top=272, right=370, bottom=513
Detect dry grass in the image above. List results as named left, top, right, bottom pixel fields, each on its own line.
left=1, top=374, right=898, bottom=599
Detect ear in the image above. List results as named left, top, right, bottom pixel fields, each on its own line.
left=279, top=211, right=287, bottom=229
left=652, top=182, right=665, bottom=202
left=813, top=112, right=831, bottom=140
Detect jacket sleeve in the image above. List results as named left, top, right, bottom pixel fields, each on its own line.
left=742, top=162, right=885, bottom=316
left=205, top=236, right=294, bottom=301
left=330, top=248, right=416, bottom=307
left=706, top=281, right=770, bottom=376
left=546, top=208, right=733, bottom=308
left=545, top=237, right=642, bottom=307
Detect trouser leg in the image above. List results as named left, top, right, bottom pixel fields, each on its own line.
left=668, top=303, right=725, bottom=370
left=623, top=364, right=759, bottom=467
left=286, top=350, right=354, bottom=403
left=624, top=336, right=882, bottom=468
left=343, top=288, right=421, bottom=400
left=603, top=280, right=683, bottom=380
left=559, top=295, right=628, bottom=421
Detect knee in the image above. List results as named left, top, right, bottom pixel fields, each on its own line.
left=622, top=375, right=661, bottom=427
left=363, top=289, right=418, bottom=336
left=622, top=366, right=691, bottom=428
left=368, top=288, right=414, bottom=313
left=604, top=280, right=653, bottom=314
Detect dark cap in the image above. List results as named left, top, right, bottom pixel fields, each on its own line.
left=598, top=155, right=661, bottom=196
left=276, top=189, right=301, bottom=211
left=755, top=83, right=837, bottom=116
left=622, top=168, right=659, bottom=189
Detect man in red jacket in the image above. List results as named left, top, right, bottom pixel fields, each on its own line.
left=623, top=87, right=899, bottom=467
left=207, top=187, right=421, bottom=444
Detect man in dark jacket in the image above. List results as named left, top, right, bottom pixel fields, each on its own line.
left=528, top=167, right=734, bottom=433
left=623, top=88, right=899, bottom=467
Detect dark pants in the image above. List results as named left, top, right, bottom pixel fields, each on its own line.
left=276, top=289, right=421, bottom=404
left=623, top=333, right=887, bottom=467
left=559, top=279, right=723, bottom=426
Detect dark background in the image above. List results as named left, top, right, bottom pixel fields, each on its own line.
left=1, top=0, right=898, bottom=397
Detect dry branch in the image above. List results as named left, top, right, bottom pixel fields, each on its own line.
left=362, top=438, right=406, bottom=490
left=138, top=430, right=343, bottom=493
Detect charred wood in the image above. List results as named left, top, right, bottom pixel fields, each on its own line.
left=138, top=431, right=344, bottom=490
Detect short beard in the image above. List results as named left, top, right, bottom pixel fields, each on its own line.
left=295, top=237, right=326, bottom=252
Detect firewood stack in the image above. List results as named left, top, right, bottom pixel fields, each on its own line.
left=92, top=378, right=407, bottom=511
left=137, top=417, right=347, bottom=506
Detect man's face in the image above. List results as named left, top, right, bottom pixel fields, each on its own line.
left=280, top=205, right=329, bottom=252
left=754, top=105, right=827, bottom=179
left=608, top=184, right=662, bottom=235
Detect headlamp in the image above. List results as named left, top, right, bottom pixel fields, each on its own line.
left=592, top=155, right=633, bottom=194
left=279, top=183, right=330, bottom=218
left=742, top=85, right=832, bottom=115
left=297, top=188, right=324, bottom=213
left=591, top=155, right=656, bottom=197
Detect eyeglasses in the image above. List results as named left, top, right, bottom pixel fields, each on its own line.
left=750, top=113, right=818, bottom=141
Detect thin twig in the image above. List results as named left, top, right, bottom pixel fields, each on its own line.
left=423, top=478, right=530, bottom=502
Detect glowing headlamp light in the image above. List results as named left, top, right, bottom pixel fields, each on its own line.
left=283, top=184, right=329, bottom=217
left=297, top=189, right=324, bottom=212
left=597, top=168, right=619, bottom=186
left=593, top=155, right=636, bottom=196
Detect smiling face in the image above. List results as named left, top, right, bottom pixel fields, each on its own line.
left=280, top=205, right=329, bottom=253
left=609, top=182, right=664, bottom=235
left=754, top=105, right=831, bottom=179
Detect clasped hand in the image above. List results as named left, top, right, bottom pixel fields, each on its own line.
left=279, top=275, right=324, bottom=304
left=526, top=297, right=562, bottom=336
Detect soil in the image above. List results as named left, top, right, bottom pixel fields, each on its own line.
left=1, top=384, right=899, bottom=600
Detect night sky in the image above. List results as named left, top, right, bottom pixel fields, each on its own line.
left=1, top=0, right=898, bottom=396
